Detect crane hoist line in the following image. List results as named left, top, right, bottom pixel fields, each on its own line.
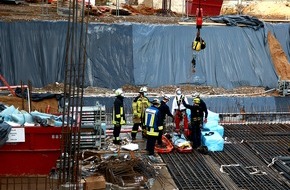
left=191, top=0, right=206, bottom=73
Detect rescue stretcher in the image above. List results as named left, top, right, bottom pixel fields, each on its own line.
left=155, top=135, right=174, bottom=154
left=154, top=133, right=193, bottom=154
left=171, top=133, right=193, bottom=153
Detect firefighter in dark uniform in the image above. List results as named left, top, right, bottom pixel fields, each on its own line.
left=145, top=98, right=163, bottom=156
left=182, top=97, right=208, bottom=148
left=192, top=92, right=207, bottom=114
left=157, top=95, right=174, bottom=147
left=131, top=86, right=151, bottom=140
left=112, top=88, right=126, bottom=145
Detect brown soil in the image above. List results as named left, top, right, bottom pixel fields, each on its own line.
left=0, top=1, right=290, bottom=23
left=0, top=96, right=59, bottom=113
left=268, top=32, right=290, bottom=80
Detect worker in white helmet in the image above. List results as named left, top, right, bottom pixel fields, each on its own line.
left=171, top=88, right=189, bottom=134
left=157, top=95, right=174, bottom=148
left=131, top=86, right=151, bottom=140
left=112, top=88, right=126, bottom=145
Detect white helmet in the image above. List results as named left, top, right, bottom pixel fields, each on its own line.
left=192, top=92, right=200, bottom=98
left=139, top=86, right=148, bottom=93
left=163, top=95, right=170, bottom=100
left=152, top=98, right=161, bottom=105
left=115, top=88, right=124, bottom=97
left=175, top=88, right=181, bottom=95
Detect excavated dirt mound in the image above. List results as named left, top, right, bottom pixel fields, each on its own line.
left=0, top=96, right=59, bottom=113
left=268, top=32, right=290, bottom=80
left=242, top=1, right=290, bottom=20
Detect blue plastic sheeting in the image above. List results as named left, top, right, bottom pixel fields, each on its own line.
left=0, top=21, right=289, bottom=89
left=85, top=23, right=134, bottom=88
left=0, top=21, right=68, bottom=88
left=83, top=96, right=290, bottom=114
left=202, top=96, right=290, bottom=113
left=210, top=15, right=264, bottom=30
left=133, top=24, right=281, bottom=88
left=201, top=131, right=224, bottom=151
left=0, top=122, right=11, bottom=147
left=0, top=21, right=135, bottom=89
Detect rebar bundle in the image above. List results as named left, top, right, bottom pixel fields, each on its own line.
left=57, top=0, right=89, bottom=189
left=96, top=157, right=156, bottom=188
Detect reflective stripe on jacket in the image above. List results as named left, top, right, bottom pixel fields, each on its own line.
left=145, top=106, right=162, bottom=136
left=132, top=96, right=151, bottom=119
left=112, top=96, right=126, bottom=125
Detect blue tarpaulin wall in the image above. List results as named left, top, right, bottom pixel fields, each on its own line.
left=0, top=20, right=289, bottom=89
left=83, top=96, right=290, bottom=114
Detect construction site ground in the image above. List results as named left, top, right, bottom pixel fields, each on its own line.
left=1, top=1, right=290, bottom=190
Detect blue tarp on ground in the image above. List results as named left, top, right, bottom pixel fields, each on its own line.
left=0, top=19, right=289, bottom=89
left=210, top=15, right=264, bottom=30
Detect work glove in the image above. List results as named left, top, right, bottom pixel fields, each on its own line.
left=158, top=126, right=163, bottom=131
left=120, top=120, right=126, bottom=125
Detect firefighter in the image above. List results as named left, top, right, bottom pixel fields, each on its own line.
left=145, top=98, right=163, bottom=156
left=193, top=2, right=206, bottom=52
left=192, top=30, right=206, bottom=52
left=192, top=92, right=207, bottom=116
left=157, top=95, right=174, bottom=147
left=191, top=30, right=206, bottom=73
left=171, top=88, right=189, bottom=134
left=131, top=86, right=151, bottom=140
left=182, top=97, right=208, bottom=149
left=112, top=88, right=126, bottom=145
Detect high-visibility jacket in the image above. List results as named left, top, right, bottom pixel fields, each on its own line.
left=145, top=106, right=163, bottom=136
left=112, top=96, right=126, bottom=125
left=132, top=95, right=151, bottom=122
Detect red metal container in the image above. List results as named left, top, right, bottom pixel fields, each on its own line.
left=186, top=0, right=224, bottom=17
left=0, top=126, right=62, bottom=176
